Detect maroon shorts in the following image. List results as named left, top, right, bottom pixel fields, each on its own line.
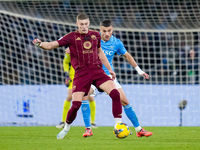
left=72, top=65, right=112, bottom=95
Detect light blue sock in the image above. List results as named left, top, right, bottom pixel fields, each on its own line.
left=123, top=104, right=140, bottom=127
left=81, top=100, right=91, bottom=128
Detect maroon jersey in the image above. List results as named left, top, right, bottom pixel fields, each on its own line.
left=57, top=30, right=102, bottom=70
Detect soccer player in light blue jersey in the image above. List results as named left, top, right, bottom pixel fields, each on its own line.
left=99, top=19, right=152, bottom=137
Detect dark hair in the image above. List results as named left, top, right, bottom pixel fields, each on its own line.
left=100, top=19, right=113, bottom=27
left=77, top=13, right=89, bottom=20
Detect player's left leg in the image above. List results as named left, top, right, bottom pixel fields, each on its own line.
left=89, top=85, right=98, bottom=128
left=57, top=92, right=84, bottom=139
left=99, top=80, right=122, bottom=125
left=118, top=88, right=153, bottom=137
left=89, top=97, right=97, bottom=128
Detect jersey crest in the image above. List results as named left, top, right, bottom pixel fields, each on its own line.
left=91, top=35, right=96, bottom=40
left=83, top=41, right=92, bottom=49
left=110, top=45, right=114, bottom=50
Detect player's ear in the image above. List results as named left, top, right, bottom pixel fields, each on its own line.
left=111, top=26, right=114, bottom=32
left=99, top=26, right=102, bottom=32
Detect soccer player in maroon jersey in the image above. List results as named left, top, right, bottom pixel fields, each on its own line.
left=33, top=13, right=122, bottom=139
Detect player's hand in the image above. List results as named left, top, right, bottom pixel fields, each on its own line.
left=65, top=48, right=70, bottom=54
left=141, top=72, right=149, bottom=79
left=135, top=66, right=149, bottom=79
left=109, top=70, right=116, bottom=80
left=64, top=72, right=71, bottom=87
left=33, top=38, right=42, bottom=47
left=65, top=78, right=71, bottom=86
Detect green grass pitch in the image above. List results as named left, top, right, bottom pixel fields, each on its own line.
left=0, top=126, right=200, bottom=150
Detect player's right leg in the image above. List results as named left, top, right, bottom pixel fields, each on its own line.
left=110, top=76, right=152, bottom=137
left=118, top=88, right=153, bottom=137
left=57, top=92, right=84, bottom=139
left=56, top=88, right=72, bottom=128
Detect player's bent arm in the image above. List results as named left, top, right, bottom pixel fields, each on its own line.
left=98, top=47, right=112, bottom=71
left=123, top=52, right=138, bottom=68
left=123, top=52, right=149, bottom=79
left=98, top=47, right=116, bottom=79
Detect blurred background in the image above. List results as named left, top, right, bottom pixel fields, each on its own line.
left=0, top=0, right=200, bottom=126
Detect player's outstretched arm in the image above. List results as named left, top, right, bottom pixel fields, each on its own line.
left=123, top=52, right=149, bottom=79
left=98, top=47, right=116, bottom=79
left=33, top=38, right=59, bottom=50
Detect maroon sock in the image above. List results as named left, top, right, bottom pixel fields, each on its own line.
left=66, top=101, right=82, bottom=124
left=109, top=89, right=122, bottom=118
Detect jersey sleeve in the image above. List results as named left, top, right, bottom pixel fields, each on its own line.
left=116, top=39, right=127, bottom=55
left=63, top=53, right=71, bottom=72
left=57, top=32, right=72, bottom=47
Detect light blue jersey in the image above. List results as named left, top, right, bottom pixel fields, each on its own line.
left=101, top=35, right=127, bottom=75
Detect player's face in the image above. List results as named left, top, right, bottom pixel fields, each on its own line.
left=100, top=26, right=113, bottom=41
left=76, top=19, right=90, bottom=34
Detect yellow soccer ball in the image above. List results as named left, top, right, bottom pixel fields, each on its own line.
left=113, top=123, right=130, bottom=139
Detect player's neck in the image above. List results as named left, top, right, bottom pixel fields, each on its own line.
left=78, top=29, right=89, bottom=34
left=101, top=38, right=109, bottom=43
left=101, top=39, right=106, bottom=43
left=101, top=35, right=111, bottom=42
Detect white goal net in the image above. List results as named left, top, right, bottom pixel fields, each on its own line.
left=0, top=0, right=200, bottom=126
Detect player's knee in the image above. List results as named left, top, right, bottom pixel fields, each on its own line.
left=66, top=99, right=72, bottom=102
left=109, top=89, right=120, bottom=101
left=83, top=96, right=88, bottom=100
left=120, top=98, right=129, bottom=106
left=66, top=97, right=72, bottom=101
left=71, top=101, right=82, bottom=111
left=88, top=96, right=94, bottom=101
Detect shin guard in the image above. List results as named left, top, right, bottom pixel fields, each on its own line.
left=109, top=89, right=122, bottom=118
left=66, top=101, right=82, bottom=124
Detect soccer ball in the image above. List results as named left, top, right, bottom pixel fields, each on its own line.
left=113, top=123, right=130, bottom=139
